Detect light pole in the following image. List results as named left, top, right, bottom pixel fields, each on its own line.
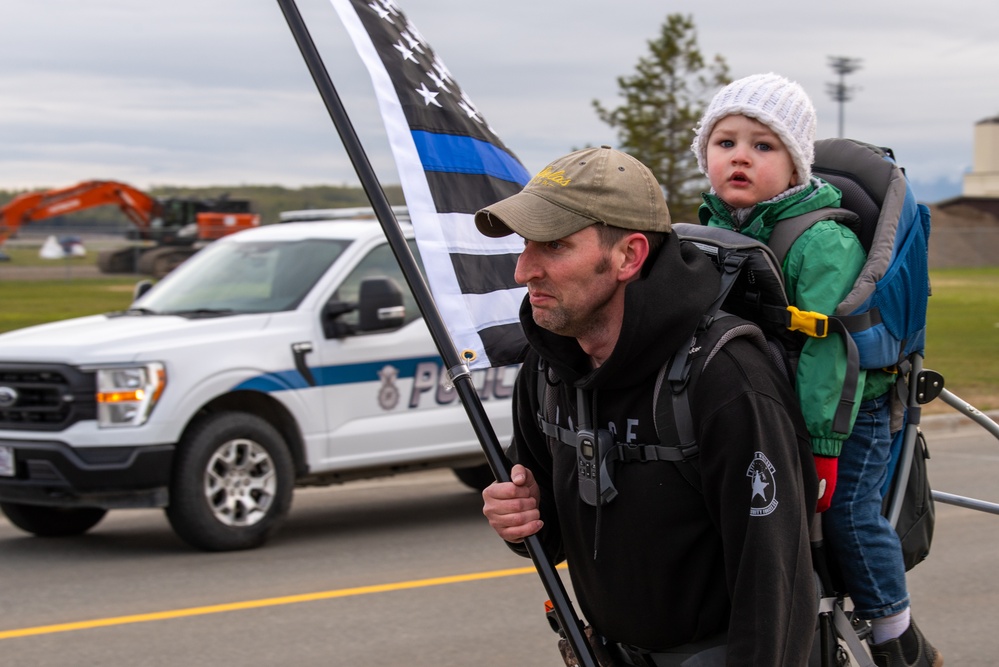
left=827, top=56, right=862, bottom=138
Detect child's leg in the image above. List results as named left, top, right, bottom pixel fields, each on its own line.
left=822, top=391, right=909, bottom=619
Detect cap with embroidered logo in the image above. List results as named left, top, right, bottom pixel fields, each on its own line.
left=474, top=145, right=671, bottom=242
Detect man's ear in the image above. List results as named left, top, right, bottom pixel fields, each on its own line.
left=617, top=233, right=649, bottom=282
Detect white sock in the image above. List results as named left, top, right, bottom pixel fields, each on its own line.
left=871, top=608, right=911, bottom=644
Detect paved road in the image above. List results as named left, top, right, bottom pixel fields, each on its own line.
left=903, top=418, right=999, bottom=667
left=0, top=471, right=565, bottom=667
left=1, top=417, right=996, bottom=667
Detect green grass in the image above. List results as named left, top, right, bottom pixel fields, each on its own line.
left=0, top=279, right=137, bottom=332
left=0, top=267, right=996, bottom=411
left=924, top=267, right=999, bottom=411
left=1, top=245, right=116, bottom=267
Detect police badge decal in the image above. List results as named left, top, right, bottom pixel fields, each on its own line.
left=377, top=365, right=400, bottom=410
left=747, top=451, right=778, bottom=517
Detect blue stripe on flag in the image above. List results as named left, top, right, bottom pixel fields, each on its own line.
left=412, top=131, right=530, bottom=185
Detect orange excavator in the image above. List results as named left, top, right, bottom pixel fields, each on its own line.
left=0, top=180, right=260, bottom=277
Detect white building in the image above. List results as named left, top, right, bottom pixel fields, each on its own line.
left=963, top=116, right=999, bottom=197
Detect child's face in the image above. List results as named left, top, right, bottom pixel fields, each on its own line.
left=705, top=114, right=798, bottom=209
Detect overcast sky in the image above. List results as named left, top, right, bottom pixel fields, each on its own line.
left=3, top=0, right=997, bottom=206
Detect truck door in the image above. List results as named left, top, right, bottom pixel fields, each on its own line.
left=311, top=239, right=514, bottom=471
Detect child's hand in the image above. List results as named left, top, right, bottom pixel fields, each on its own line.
left=814, top=455, right=838, bottom=512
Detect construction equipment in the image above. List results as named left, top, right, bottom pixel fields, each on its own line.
left=0, top=180, right=260, bottom=277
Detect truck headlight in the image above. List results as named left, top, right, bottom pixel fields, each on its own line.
left=95, top=363, right=166, bottom=427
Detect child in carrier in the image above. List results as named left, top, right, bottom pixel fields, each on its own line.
left=690, top=72, right=942, bottom=667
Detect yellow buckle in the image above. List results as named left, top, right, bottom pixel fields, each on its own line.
left=787, top=306, right=828, bottom=338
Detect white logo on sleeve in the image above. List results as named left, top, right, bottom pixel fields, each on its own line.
left=747, top=451, right=778, bottom=517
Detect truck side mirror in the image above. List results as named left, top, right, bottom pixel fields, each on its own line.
left=322, top=300, right=357, bottom=339
left=358, top=277, right=406, bottom=332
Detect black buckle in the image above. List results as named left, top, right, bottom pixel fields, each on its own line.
left=618, top=445, right=648, bottom=463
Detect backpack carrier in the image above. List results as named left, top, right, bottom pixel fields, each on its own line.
left=772, top=138, right=932, bottom=378
left=676, top=138, right=936, bottom=667
left=535, top=138, right=935, bottom=667
left=537, top=137, right=933, bottom=532
left=676, top=136, right=935, bottom=552
left=773, top=138, right=936, bottom=573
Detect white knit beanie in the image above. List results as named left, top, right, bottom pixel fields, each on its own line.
left=691, top=72, right=817, bottom=185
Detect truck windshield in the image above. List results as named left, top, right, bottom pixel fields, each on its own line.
left=135, top=238, right=350, bottom=314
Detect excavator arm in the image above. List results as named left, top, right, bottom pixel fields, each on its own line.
left=0, top=179, right=259, bottom=277
left=0, top=180, right=162, bottom=247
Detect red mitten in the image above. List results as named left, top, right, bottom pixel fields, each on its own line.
left=813, top=455, right=838, bottom=513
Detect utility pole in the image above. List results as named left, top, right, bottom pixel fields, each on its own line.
left=826, top=56, right=862, bottom=138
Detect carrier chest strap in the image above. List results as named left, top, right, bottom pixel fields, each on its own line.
left=536, top=416, right=689, bottom=464
left=767, top=206, right=885, bottom=335
left=533, top=362, right=692, bottom=479
left=536, top=404, right=689, bottom=462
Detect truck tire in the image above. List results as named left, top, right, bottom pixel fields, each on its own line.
left=136, top=247, right=198, bottom=279
left=451, top=463, right=495, bottom=492
left=96, top=248, right=139, bottom=274
left=166, top=412, right=294, bottom=552
left=0, top=503, right=107, bottom=537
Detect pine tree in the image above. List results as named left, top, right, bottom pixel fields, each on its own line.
left=593, top=14, right=729, bottom=223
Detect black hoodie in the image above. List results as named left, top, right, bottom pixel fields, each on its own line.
left=507, top=232, right=818, bottom=665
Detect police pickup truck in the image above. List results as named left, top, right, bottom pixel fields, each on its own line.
left=0, top=209, right=517, bottom=551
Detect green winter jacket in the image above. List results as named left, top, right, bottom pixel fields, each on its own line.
left=699, top=179, right=883, bottom=458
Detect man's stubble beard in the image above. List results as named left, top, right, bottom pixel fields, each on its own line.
left=531, top=255, right=613, bottom=339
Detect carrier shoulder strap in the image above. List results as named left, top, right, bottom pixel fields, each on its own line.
left=651, top=313, right=774, bottom=493
left=533, top=316, right=781, bottom=496
left=767, top=207, right=862, bottom=265
left=765, top=208, right=865, bottom=433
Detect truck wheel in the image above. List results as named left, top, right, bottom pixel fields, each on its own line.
left=96, top=248, right=139, bottom=274
left=135, top=247, right=197, bottom=278
left=452, top=463, right=495, bottom=492
left=0, top=503, right=107, bottom=537
left=166, top=412, right=294, bottom=551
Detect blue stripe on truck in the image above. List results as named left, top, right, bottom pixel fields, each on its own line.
left=232, top=355, right=443, bottom=393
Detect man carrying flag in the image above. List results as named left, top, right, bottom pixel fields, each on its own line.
left=478, top=146, right=819, bottom=666
left=318, top=2, right=813, bottom=664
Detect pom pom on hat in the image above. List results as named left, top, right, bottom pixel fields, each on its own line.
left=691, top=72, right=817, bottom=185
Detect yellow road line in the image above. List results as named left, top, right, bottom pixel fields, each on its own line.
left=0, top=563, right=567, bottom=640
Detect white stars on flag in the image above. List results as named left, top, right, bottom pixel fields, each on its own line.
left=415, top=82, right=442, bottom=107
left=425, top=68, right=450, bottom=93
left=430, top=54, right=453, bottom=87
left=393, top=40, right=417, bottom=62
left=368, top=2, right=392, bottom=21
left=400, top=29, right=424, bottom=54
left=457, top=99, right=481, bottom=122
left=458, top=90, right=483, bottom=123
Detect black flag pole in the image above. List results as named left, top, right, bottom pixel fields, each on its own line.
left=275, top=1, right=597, bottom=665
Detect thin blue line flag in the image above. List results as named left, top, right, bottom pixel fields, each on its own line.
left=331, top=0, right=530, bottom=368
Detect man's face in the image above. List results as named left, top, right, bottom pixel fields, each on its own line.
left=513, top=225, right=620, bottom=339
left=705, top=114, right=798, bottom=209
